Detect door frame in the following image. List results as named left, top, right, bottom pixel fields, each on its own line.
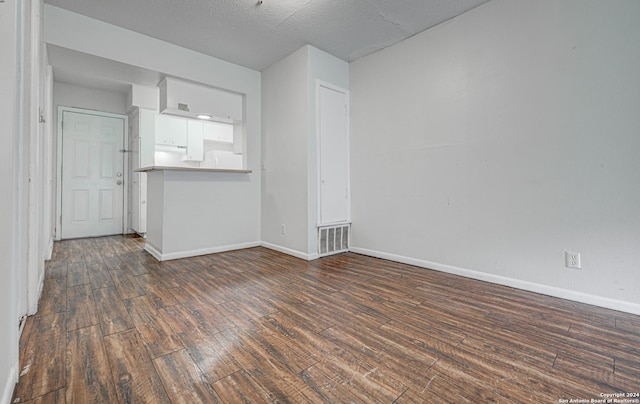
left=56, top=106, right=129, bottom=240
left=315, top=80, right=351, bottom=226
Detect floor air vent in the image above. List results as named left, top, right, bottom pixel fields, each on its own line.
left=318, top=224, right=350, bottom=257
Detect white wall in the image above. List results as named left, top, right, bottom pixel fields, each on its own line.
left=45, top=5, right=261, bottom=255
left=350, top=0, right=640, bottom=314
left=261, top=45, right=349, bottom=259
left=126, top=84, right=158, bottom=112
left=261, top=46, right=309, bottom=258
left=1, top=0, right=23, bottom=402
left=53, top=81, right=127, bottom=115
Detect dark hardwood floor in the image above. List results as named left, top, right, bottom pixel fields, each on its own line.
left=13, top=235, right=640, bottom=403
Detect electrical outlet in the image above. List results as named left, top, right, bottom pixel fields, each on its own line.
left=281, top=224, right=286, bottom=235
left=565, top=251, right=581, bottom=269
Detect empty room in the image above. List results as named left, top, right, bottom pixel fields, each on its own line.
left=1, top=0, right=639, bottom=402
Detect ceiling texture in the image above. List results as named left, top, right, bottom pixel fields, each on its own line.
left=45, top=0, right=488, bottom=72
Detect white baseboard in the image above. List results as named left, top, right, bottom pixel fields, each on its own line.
left=143, top=243, right=163, bottom=261
left=34, top=269, right=45, bottom=312
left=350, top=246, right=640, bottom=316
left=260, top=242, right=317, bottom=261
left=26, top=269, right=46, bottom=316
left=45, top=237, right=54, bottom=261
left=144, top=240, right=320, bottom=262
left=1, top=361, right=18, bottom=404
left=145, top=241, right=261, bottom=261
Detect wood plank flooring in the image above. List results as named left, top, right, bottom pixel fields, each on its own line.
left=13, top=235, right=640, bottom=403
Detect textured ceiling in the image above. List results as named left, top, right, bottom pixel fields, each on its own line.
left=44, top=0, right=489, bottom=71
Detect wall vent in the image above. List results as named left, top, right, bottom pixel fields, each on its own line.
left=318, top=224, right=350, bottom=257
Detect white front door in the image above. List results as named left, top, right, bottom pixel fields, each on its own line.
left=61, top=110, right=125, bottom=239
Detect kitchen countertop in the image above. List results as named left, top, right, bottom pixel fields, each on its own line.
left=136, top=166, right=252, bottom=173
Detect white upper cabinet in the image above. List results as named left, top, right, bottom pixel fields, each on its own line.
left=203, top=121, right=234, bottom=143
left=183, top=120, right=204, bottom=162
left=155, top=114, right=187, bottom=147
left=159, top=77, right=243, bottom=123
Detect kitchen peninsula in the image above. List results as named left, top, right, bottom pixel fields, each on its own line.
left=138, top=165, right=257, bottom=261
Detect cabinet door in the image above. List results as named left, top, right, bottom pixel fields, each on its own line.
left=203, top=121, right=233, bottom=143
left=155, top=114, right=187, bottom=146
left=183, top=120, right=204, bottom=161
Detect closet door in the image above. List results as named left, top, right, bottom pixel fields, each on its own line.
left=318, top=83, right=350, bottom=225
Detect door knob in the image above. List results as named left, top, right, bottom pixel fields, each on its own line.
left=117, top=180, right=123, bottom=185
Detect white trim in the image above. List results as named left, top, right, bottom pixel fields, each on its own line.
left=315, top=80, right=351, bottom=227
left=145, top=241, right=261, bottom=261
left=145, top=241, right=322, bottom=262
left=36, top=267, right=45, bottom=305
left=55, top=107, right=62, bottom=240
left=25, top=268, right=46, bottom=317
left=14, top=0, right=28, bottom=322
left=43, top=64, right=54, bottom=262
left=56, top=106, right=129, bottom=240
left=46, top=237, right=53, bottom=261
left=261, top=241, right=319, bottom=261
left=26, top=0, right=43, bottom=316
left=143, top=243, right=162, bottom=261
left=350, top=246, right=640, bottom=316
left=1, top=362, right=18, bottom=404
